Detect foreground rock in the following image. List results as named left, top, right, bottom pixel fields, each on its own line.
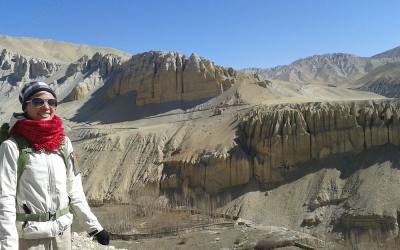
left=105, top=218, right=331, bottom=250
left=72, top=232, right=126, bottom=250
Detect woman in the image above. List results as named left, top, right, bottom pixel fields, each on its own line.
left=0, top=81, right=109, bottom=249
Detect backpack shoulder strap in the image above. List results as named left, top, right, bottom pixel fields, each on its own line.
left=0, top=123, right=10, bottom=143
left=58, top=141, right=69, bottom=169
left=13, top=136, right=32, bottom=188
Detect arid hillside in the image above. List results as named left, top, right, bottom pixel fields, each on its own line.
left=355, top=61, right=400, bottom=97
left=244, top=47, right=400, bottom=97
left=0, top=35, right=130, bottom=63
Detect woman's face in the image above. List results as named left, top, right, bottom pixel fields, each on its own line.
left=24, top=92, right=57, bottom=120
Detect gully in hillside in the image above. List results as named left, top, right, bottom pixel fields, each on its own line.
left=0, top=81, right=109, bottom=249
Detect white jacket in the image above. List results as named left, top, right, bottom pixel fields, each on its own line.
left=0, top=134, right=103, bottom=249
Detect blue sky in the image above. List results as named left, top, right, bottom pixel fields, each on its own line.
left=1, top=0, right=400, bottom=69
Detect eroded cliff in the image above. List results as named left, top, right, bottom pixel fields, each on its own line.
left=0, top=49, right=61, bottom=84
left=240, top=100, right=400, bottom=183
left=73, top=100, right=400, bottom=203
left=67, top=92, right=400, bottom=244
left=63, top=53, right=124, bottom=101
left=155, top=100, right=400, bottom=196
left=106, top=51, right=260, bottom=105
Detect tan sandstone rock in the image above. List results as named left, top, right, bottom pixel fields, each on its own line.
left=73, top=100, right=400, bottom=201
left=106, top=51, right=260, bottom=105
left=0, top=49, right=60, bottom=83
left=240, top=100, right=400, bottom=184
left=64, top=53, right=123, bottom=101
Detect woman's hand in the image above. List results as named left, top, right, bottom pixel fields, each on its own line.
left=95, top=229, right=110, bottom=245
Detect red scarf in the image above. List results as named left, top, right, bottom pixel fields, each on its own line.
left=11, top=115, right=65, bottom=152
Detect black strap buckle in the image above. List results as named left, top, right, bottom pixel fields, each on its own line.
left=48, top=212, right=57, bottom=220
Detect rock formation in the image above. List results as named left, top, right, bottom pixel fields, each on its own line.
left=106, top=51, right=260, bottom=105
left=64, top=53, right=123, bottom=101
left=73, top=130, right=167, bottom=203
left=239, top=100, right=400, bottom=183
left=1, top=45, right=259, bottom=112
left=71, top=99, right=400, bottom=203
left=0, top=49, right=60, bottom=84
left=158, top=100, right=400, bottom=194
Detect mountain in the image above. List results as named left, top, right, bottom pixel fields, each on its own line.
left=243, top=45, right=400, bottom=88
left=0, top=35, right=130, bottom=63
left=355, top=61, right=400, bottom=97
left=243, top=53, right=399, bottom=85
left=371, top=46, right=400, bottom=59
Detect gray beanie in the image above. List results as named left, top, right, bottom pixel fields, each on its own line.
left=19, top=81, right=57, bottom=105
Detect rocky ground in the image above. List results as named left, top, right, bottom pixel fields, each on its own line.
left=74, top=224, right=400, bottom=250
left=72, top=232, right=126, bottom=250
left=108, top=221, right=331, bottom=250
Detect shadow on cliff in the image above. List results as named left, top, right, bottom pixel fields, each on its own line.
left=68, top=86, right=213, bottom=124
left=226, top=144, right=400, bottom=200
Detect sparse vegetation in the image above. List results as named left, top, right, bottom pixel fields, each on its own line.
left=92, top=191, right=234, bottom=238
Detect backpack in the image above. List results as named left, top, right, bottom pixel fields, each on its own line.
left=0, top=122, right=69, bottom=188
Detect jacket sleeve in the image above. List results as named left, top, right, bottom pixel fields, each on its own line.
left=0, top=140, right=19, bottom=250
left=64, top=137, right=103, bottom=234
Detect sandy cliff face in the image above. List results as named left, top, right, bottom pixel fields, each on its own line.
left=158, top=100, right=400, bottom=195
left=240, top=101, right=400, bottom=183
left=0, top=49, right=126, bottom=119
left=0, top=49, right=61, bottom=84
left=106, top=51, right=260, bottom=105
left=73, top=100, right=400, bottom=203
left=1, top=47, right=261, bottom=115
left=64, top=53, right=123, bottom=101
left=0, top=46, right=262, bottom=123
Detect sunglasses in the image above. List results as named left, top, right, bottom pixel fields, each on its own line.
left=26, top=98, right=58, bottom=107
